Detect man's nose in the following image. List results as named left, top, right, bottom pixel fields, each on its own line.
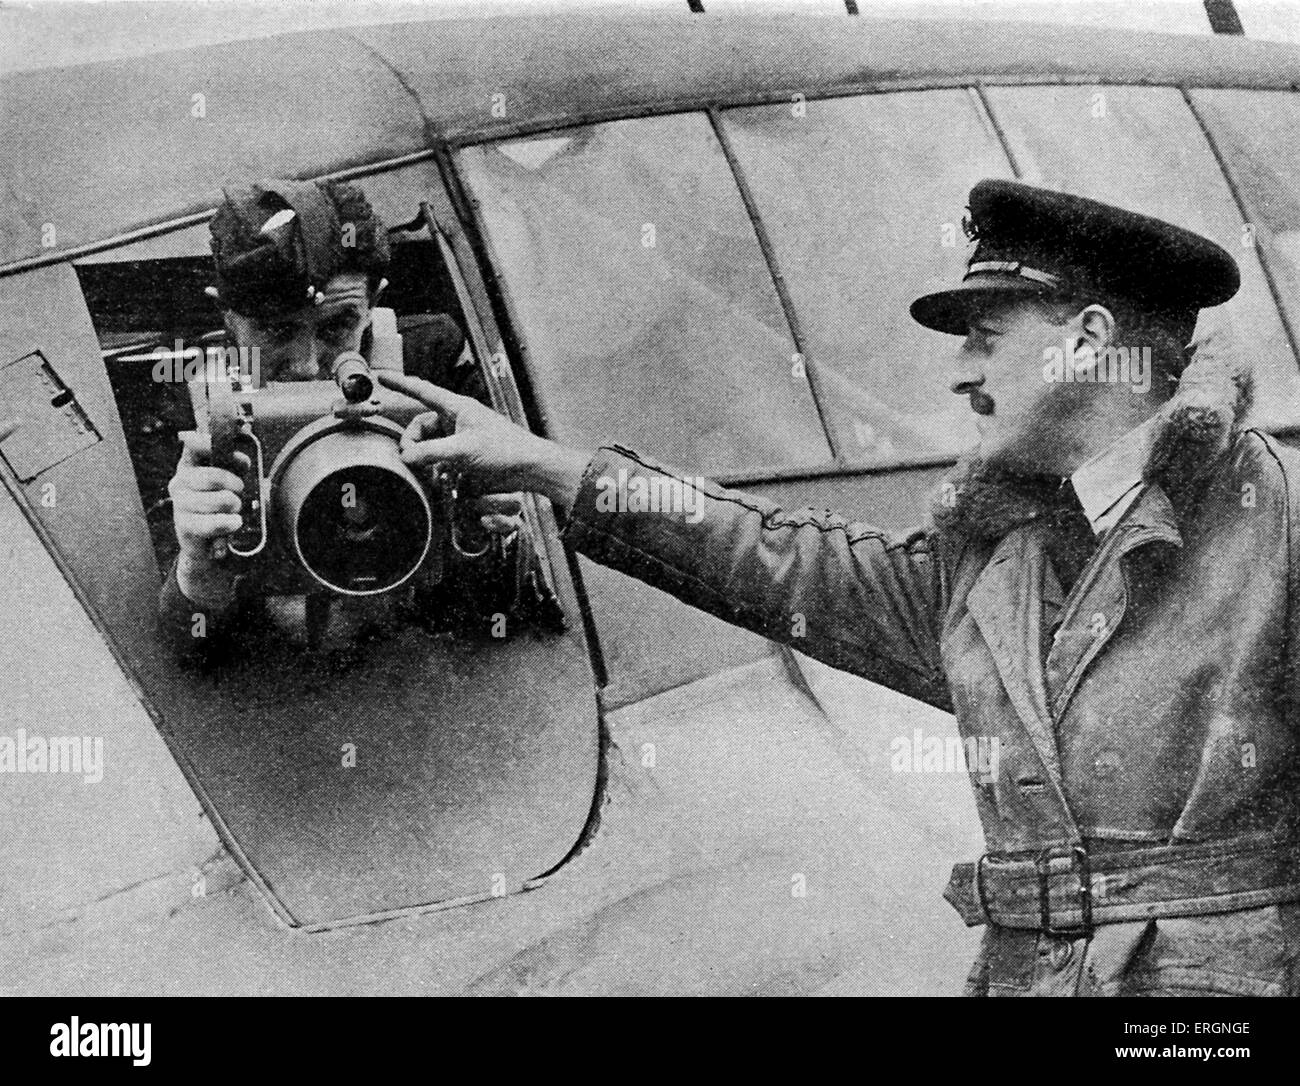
left=950, top=353, right=985, bottom=396
left=303, top=334, right=321, bottom=375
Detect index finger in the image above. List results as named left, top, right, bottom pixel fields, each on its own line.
left=401, top=411, right=446, bottom=449
left=377, top=372, right=468, bottom=418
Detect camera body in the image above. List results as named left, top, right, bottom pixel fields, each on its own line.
left=187, top=311, right=465, bottom=598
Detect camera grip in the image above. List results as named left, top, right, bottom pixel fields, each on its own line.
left=203, top=379, right=268, bottom=558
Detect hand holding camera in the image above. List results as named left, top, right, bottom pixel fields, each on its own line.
left=169, top=430, right=246, bottom=606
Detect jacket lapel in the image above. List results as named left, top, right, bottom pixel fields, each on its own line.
left=1045, top=483, right=1184, bottom=720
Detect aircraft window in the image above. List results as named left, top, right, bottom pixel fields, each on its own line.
left=719, top=90, right=1011, bottom=465
left=74, top=218, right=478, bottom=570
left=984, top=84, right=1300, bottom=430
left=456, top=113, right=834, bottom=476
left=1190, top=88, right=1300, bottom=429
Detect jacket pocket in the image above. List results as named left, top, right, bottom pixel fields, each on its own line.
left=1118, top=907, right=1293, bottom=997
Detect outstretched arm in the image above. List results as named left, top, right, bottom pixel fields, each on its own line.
left=378, top=373, right=952, bottom=707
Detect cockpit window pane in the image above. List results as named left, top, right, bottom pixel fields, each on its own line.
left=458, top=112, right=834, bottom=476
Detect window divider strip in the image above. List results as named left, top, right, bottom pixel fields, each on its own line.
left=706, top=105, right=843, bottom=463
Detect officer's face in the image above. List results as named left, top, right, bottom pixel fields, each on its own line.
left=950, top=296, right=1087, bottom=473
left=226, top=272, right=372, bottom=382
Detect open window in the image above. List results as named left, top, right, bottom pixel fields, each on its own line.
left=75, top=208, right=483, bottom=574
left=0, top=163, right=603, bottom=929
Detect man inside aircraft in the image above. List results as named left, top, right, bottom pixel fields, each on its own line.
left=155, top=178, right=544, bottom=662
left=377, top=179, right=1300, bottom=997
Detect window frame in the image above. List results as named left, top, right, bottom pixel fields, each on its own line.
left=66, top=154, right=587, bottom=636
left=446, top=80, right=1300, bottom=481
left=49, top=163, right=604, bottom=928
left=449, top=111, right=839, bottom=479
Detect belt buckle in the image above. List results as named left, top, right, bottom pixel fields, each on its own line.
left=1036, top=845, right=1092, bottom=935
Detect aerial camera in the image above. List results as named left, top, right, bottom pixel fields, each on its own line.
left=188, top=309, right=485, bottom=598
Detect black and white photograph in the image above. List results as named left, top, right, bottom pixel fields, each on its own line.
left=1, top=0, right=1298, bottom=1060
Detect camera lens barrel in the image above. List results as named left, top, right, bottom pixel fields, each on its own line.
left=272, top=419, right=432, bottom=596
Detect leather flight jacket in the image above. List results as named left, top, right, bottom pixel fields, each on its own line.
left=562, top=430, right=1300, bottom=949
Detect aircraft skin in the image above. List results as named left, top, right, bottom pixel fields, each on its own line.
left=2, top=8, right=1299, bottom=995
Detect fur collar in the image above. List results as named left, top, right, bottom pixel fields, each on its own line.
left=932, top=324, right=1253, bottom=546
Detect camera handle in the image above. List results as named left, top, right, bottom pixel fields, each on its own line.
left=436, top=468, right=493, bottom=560
left=202, top=378, right=268, bottom=560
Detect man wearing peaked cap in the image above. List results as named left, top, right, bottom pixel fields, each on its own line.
left=911, top=178, right=1240, bottom=335
left=378, top=179, right=1300, bottom=996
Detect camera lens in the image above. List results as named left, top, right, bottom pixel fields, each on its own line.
left=295, top=465, right=430, bottom=594
left=275, top=425, right=433, bottom=596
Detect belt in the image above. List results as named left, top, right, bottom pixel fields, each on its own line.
left=944, top=835, right=1300, bottom=934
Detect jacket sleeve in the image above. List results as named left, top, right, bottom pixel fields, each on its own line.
left=562, top=445, right=954, bottom=710
left=1283, top=441, right=1300, bottom=730
left=157, top=557, right=252, bottom=666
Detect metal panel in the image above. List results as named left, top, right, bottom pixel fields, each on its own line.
left=2, top=258, right=599, bottom=928
left=0, top=352, right=101, bottom=481
left=0, top=479, right=216, bottom=937
left=351, top=11, right=1300, bottom=145
left=0, top=264, right=159, bottom=634
left=0, top=32, right=427, bottom=271
left=8, top=14, right=1300, bottom=273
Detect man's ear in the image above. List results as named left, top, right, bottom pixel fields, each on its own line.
left=1070, top=304, right=1115, bottom=378
left=370, top=277, right=389, bottom=308
left=1077, top=304, right=1116, bottom=352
